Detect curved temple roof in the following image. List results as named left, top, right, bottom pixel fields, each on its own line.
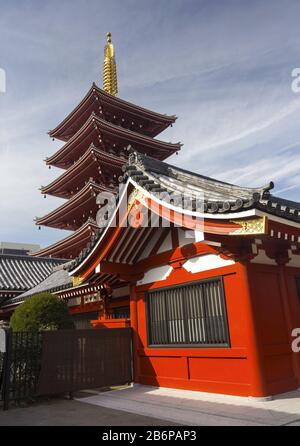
left=67, top=151, right=300, bottom=275
left=123, top=152, right=273, bottom=214
left=123, top=152, right=300, bottom=221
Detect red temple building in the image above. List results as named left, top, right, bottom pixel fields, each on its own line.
left=59, top=150, right=300, bottom=398
left=1, top=34, right=300, bottom=398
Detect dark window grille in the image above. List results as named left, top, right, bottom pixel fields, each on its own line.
left=112, top=306, right=130, bottom=319
left=147, top=277, right=230, bottom=347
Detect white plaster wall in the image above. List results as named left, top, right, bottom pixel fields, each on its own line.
left=137, top=265, right=173, bottom=286
left=183, top=254, right=235, bottom=274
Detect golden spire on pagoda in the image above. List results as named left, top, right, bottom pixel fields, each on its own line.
left=103, top=32, right=118, bottom=96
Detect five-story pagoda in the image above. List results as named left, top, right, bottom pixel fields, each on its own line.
left=34, top=33, right=181, bottom=259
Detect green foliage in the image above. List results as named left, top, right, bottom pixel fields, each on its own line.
left=10, top=292, right=74, bottom=332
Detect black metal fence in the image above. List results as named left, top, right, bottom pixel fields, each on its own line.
left=0, top=331, right=42, bottom=409
left=0, top=328, right=132, bottom=410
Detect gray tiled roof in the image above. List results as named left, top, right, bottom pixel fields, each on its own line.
left=123, top=152, right=272, bottom=213
left=1, top=261, right=72, bottom=307
left=0, top=254, right=65, bottom=293
left=123, top=152, right=300, bottom=221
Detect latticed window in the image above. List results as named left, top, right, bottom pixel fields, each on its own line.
left=146, top=278, right=230, bottom=347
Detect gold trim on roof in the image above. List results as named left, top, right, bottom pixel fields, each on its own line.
left=229, top=216, right=268, bottom=236
left=103, top=32, right=118, bottom=96
left=127, top=189, right=145, bottom=211
left=72, top=275, right=84, bottom=287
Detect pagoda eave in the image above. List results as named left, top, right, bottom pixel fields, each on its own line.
left=33, top=220, right=98, bottom=259
left=49, top=83, right=177, bottom=142
left=36, top=181, right=111, bottom=231
left=46, top=114, right=181, bottom=169
left=42, top=145, right=124, bottom=199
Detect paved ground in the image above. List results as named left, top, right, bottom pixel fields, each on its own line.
left=77, top=385, right=300, bottom=426
left=0, top=397, right=179, bottom=426
left=1, top=385, right=300, bottom=426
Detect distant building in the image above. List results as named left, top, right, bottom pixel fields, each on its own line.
left=0, top=241, right=40, bottom=256
left=0, top=243, right=66, bottom=308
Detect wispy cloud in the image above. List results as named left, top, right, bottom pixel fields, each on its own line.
left=0, top=0, right=299, bottom=246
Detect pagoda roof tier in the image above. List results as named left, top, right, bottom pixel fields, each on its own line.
left=49, top=83, right=177, bottom=142
left=41, top=145, right=124, bottom=199
left=33, top=219, right=98, bottom=259
left=36, top=181, right=111, bottom=231
left=46, top=114, right=182, bottom=169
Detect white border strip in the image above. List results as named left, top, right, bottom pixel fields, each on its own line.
left=129, top=178, right=258, bottom=220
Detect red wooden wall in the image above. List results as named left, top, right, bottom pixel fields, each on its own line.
left=132, top=261, right=300, bottom=397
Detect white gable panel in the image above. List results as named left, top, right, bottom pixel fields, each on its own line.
left=137, top=265, right=173, bottom=286
left=183, top=254, right=235, bottom=274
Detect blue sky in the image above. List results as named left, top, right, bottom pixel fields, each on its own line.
left=0, top=0, right=300, bottom=247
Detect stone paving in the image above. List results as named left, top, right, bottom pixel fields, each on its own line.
left=0, top=397, right=179, bottom=426
left=1, top=385, right=300, bottom=426
left=77, top=384, right=300, bottom=426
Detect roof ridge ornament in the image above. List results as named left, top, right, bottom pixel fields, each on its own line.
left=103, top=32, right=118, bottom=96
left=261, top=181, right=274, bottom=199
left=128, top=151, right=146, bottom=170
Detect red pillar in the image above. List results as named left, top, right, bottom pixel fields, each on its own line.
left=237, top=262, right=268, bottom=397
left=130, top=283, right=139, bottom=383
left=278, top=264, right=300, bottom=384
